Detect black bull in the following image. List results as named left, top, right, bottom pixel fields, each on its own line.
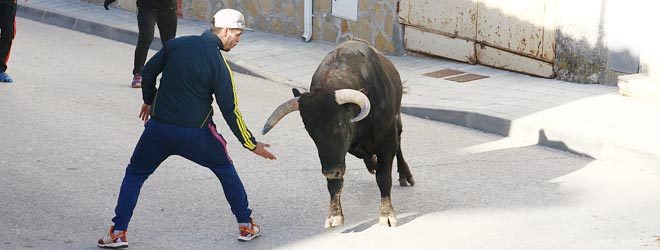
left=262, top=40, right=414, bottom=228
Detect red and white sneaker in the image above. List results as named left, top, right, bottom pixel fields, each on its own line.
left=131, top=74, right=142, bottom=88
left=97, top=226, right=128, bottom=248
left=238, top=218, right=262, bottom=242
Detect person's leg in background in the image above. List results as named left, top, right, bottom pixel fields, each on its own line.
left=156, top=7, right=177, bottom=46
left=131, top=7, right=157, bottom=88
left=0, top=3, right=17, bottom=83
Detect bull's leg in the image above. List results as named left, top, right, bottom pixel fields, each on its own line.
left=396, top=115, right=415, bottom=186
left=376, top=128, right=398, bottom=227
left=376, top=153, right=397, bottom=227
left=364, top=155, right=377, bottom=174
left=324, top=178, right=344, bottom=228
left=396, top=147, right=415, bottom=186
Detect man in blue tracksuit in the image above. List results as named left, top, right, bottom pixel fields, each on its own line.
left=98, top=9, right=274, bottom=248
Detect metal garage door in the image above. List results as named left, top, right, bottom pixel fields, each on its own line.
left=399, top=0, right=557, bottom=78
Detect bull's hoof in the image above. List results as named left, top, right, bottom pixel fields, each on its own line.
left=324, top=215, right=344, bottom=228
left=399, top=176, right=415, bottom=186
left=378, top=214, right=398, bottom=227
left=379, top=197, right=397, bottom=227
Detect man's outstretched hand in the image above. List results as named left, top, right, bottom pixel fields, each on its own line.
left=139, top=103, right=151, bottom=122
left=103, top=0, right=116, bottom=10
left=253, top=142, right=276, bottom=160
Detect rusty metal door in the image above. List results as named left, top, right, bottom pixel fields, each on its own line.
left=399, top=0, right=557, bottom=78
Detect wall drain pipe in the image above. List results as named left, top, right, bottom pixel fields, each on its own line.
left=302, top=0, right=313, bottom=42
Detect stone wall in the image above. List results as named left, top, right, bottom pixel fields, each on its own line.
left=228, top=0, right=304, bottom=38
left=93, top=0, right=403, bottom=54
left=309, top=0, right=403, bottom=54
left=227, top=0, right=404, bottom=54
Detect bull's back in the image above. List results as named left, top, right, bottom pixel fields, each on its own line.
left=311, top=40, right=402, bottom=110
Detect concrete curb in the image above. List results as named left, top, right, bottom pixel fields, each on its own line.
left=17, top=5, right=149, bottom=49
left=401, top=106, right=512, bottom=137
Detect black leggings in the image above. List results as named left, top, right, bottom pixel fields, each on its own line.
left=133, top=7, right=177, bottom=75
left=0, top=3, right=16, bottom=73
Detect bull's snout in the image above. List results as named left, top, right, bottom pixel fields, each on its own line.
left=322, top=169, right=344, bottom=179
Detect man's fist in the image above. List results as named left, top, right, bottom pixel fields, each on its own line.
left=103, top=0, right=116, bottom=10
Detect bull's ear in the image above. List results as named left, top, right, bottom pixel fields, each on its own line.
left=292, top=88, right=302, bottom=97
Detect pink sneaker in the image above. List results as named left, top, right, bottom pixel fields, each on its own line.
left=97, top=226, right=128, bottom=248
left=131, top=74, right=142, bottom=88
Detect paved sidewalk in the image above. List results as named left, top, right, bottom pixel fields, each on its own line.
left=17, top=0, right=660, bottom=171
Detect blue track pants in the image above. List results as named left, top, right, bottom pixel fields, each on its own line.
left=111, top=119, right=251, bottom=230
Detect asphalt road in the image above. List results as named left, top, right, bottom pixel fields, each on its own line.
left=1, top=18, right=659, bottom=250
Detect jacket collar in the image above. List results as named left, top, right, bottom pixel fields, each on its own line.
left=202, top=30, right=224, bottom=50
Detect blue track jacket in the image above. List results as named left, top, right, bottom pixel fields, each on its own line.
left=140, top=30, right=257, bottom=151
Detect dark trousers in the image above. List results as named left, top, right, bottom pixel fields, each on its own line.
left=133, top=7, right=177, bottom=75
left=0, top=3, right=16, bottom=73
left=111, top=119, right=252, bottom=231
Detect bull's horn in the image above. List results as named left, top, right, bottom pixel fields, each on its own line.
left=262, top=97, right=300, bottom=135
left=335, top=89, right=371, bottom=123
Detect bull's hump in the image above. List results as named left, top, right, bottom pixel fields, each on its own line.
left=311, top=40, right=379, bottom=89
left=337, top=42, right=371, bottom=58
left=314, top=65, right=367, bottom=89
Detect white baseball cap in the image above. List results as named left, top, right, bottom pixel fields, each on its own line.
left=213, top=9, right=253, bottom=31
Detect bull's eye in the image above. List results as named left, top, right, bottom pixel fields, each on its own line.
left=333, top=122, right=342, bottom=133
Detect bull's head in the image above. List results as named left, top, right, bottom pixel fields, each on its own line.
left=262, top=88, right=370, bottom=179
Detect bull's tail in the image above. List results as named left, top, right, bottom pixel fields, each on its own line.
left=396, top=115, right=415, bottom=186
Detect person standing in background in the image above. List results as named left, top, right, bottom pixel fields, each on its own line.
left=104, top=0, right=177, bottom=88
left=0, top=0, right=26, bottom=83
